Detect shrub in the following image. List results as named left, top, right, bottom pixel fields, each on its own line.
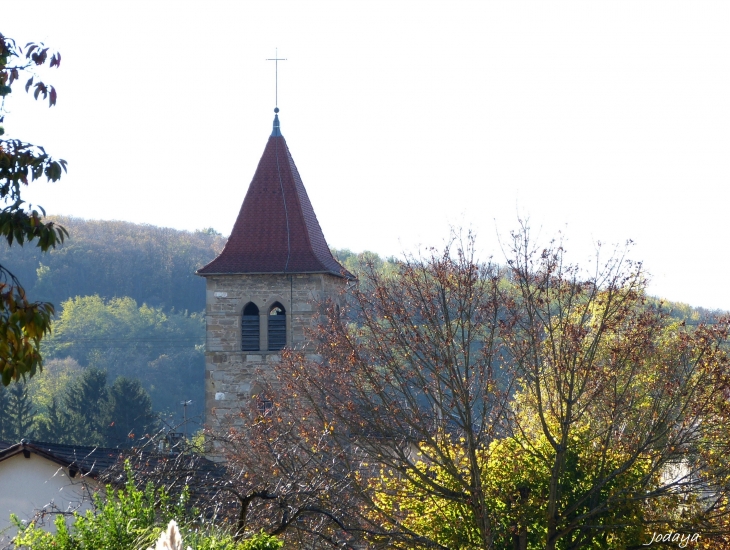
left=11, top=463, right=281, bottom=550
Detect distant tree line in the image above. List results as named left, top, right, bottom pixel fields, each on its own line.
left=0, top=365, right=156, bottom=447
left=0, top=216, right=225, bottom=313
left=331, top=248, right=400, bottom=281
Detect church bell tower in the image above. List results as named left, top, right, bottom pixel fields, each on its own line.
left=197, top=109, right=351, bottom=430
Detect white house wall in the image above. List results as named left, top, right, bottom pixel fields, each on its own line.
left=0, top=453, right=103, bottom=545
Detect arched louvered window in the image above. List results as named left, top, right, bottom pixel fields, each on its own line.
left=241, top=302, right=260, bottom=351
left=268, top=302, right=286, bottom=351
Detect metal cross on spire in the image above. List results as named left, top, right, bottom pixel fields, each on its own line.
left=266, top=48, right=287, bottom=109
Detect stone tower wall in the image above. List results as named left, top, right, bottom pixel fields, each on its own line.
left=203, top=272, right=345, bottom=430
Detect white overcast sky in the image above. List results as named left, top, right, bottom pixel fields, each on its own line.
left=3, top=1, right=730, bottom=310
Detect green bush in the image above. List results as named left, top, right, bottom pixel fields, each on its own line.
left=239, top=530, right=284, bottom=550
left=11, top=463, right=281, bottom=550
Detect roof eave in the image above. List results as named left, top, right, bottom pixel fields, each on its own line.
left=0, top=442, right=107, bottom=479
left=197, top=269, right=354, bottom=280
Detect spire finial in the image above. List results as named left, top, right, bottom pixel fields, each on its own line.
left=271, top=110, right=281, bottom=137
left=266, top=48, right=287, bottom=109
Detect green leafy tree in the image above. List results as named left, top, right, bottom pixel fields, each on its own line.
left=32, top=395, right=70, bottom=443
left=23, top=357, right=79, bottom=442
left=0, top=32, right=67, bottom=385
left=0, top=381, right=9, bottom=439
left=107, top=376, right=157, bottom=446
left=371, top=401, right=650, bottom=550
left=6, top=381, right=35, bottom=440
left=25, top=356, right=80, bottom=415
left=61, top=367, right=111, bottom=446
left=331, top=247, right=399, bottom=282
left=239, top=531, right=284, bottom=550
left=0, top=380, right=35, bottom=441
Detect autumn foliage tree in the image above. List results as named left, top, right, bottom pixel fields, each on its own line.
left=217, top=408, right=366, bottom=546
left=218, top=228, right=730, bottom=549
left=217, top=235, right=514, bottom=548
left=503, top=229, right=730, bottom=549
left=1, top=32, right=67, bottom=385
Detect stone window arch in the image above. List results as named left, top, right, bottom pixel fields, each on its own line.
left=268, top=302, right=286, bottom=351
left=241, top=302, right=260, bottom=351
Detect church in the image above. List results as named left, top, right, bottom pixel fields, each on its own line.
left=196, top=108, right=352, bottom=429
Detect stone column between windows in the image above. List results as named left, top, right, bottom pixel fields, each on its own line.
left=259, top=311, right=267, bottom=351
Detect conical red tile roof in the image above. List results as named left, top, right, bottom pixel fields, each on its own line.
left=197, top=114, right=351, bottom=278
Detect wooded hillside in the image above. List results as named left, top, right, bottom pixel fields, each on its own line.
left=0, top=216, right=226, bottom=313
left=0, top=218, right=224, bottom=439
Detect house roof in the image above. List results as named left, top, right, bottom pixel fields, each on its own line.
left=0, top=439, right=226, bottom=488
left=197, top=112, right=352, bottom=278
left=0, top=440, right=121, bottom=479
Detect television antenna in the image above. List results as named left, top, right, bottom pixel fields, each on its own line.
left=180, top=400, right=193, bottom=440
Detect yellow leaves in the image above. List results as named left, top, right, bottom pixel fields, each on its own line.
left=1, top=280, right=53, bottom=385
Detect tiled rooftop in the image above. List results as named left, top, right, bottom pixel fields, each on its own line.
left=197, top=114, right=351, bottom=278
